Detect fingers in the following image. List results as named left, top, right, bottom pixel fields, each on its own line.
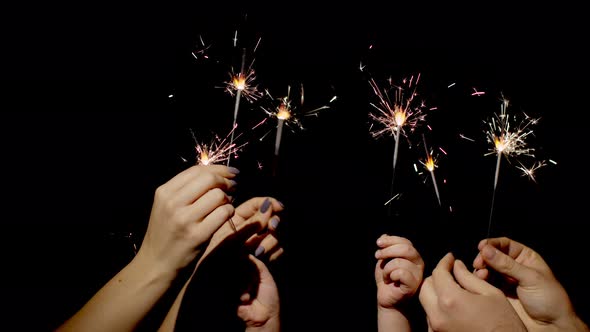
left=453, top=259, right=498, bottom=295
left=432, top=252, right=463, bottom=296
left=382, top=258, right=423, bottom=288
left=479, top=244, right=538, bottom=287
left=419, top=277, right=442, bottom=319
left=375, top=243, right=423, bottom=265
left=183, top=187, right=233, bottom=222
left=376, top=234, right=413, bottom=248
left=162, top=165, right=239, bottom=195
left=234, top=197, right=284, bottom=222
left=174, top=171, right=237, bottom=206
left=190, top=203, right=235, bottom=243
left=246, top=232, right=282, bottom=261
left=234, top=197, right=279, bottom=234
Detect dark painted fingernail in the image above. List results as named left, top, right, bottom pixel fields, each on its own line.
left=254, top=246, right=265, bottom=257
left=228, top=180, right=237, bottom=187
left=260, top=198, right=271, bottom=213
left=270, top=217, right=280, bottom=229
left=228, top=167, right=240, bottom=174
left=277, top=200, right=284, bottom=208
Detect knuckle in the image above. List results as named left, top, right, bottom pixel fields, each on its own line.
left=439, top=294, right=455, bottom=310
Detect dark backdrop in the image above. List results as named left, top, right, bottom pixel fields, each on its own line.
left=2, top=1, right=588, bottom=331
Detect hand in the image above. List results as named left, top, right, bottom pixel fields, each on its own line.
left=237, top=255, right=280, bottom=332
left=204, top=196, right=284, bottom=261
left=136, top=165, right=238, bottom=278
left=419, top=252, right=527, bottom=332
left=375, top=235, right=424, bottom=310
left=473, top=237, right=590, bottom=332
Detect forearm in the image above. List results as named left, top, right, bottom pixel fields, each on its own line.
left=377, top=306, right=411, bottom=332
left=56, top=253, right=175, bottom=332
left=557, top=313, right=590, bottom=332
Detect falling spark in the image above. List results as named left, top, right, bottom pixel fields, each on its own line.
left=459, top=133, right=476, bottom=142
left=190, top=125, right=247, bottom=166
left=448, top=82, right=456, bottom=88
left=368, top=74, right=431, bottom=211
left=192, top=35, right=211, bottom=60
left=517, top=160, right=547, bottom=182
left=384, top=193, right=401, bottom=206
left=261, top=84, right=335, bottom=156
left=484, top=97, right=540, bottom=238
left=471, top=88, right=486, bottom=96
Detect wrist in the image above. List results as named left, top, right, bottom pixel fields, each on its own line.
left=131, top=250, right=177, bottom=286
left=556, top=313, right=590, bottom=332
left=245, top=314, right=280, bottom=332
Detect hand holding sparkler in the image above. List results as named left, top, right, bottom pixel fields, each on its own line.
left=55, top=165, right=238, bottom=332
left=473, top=237, right=590, bottom=332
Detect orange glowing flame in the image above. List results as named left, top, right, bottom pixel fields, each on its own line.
left=277, top=103, right=291, bottom=120
left=199, top=150, right=210, bottom=165
left=425, top=155, right=435, bottom=172
left=394, top=105, right=407, bottom=127
left=232, top=73, right=246, bottom=91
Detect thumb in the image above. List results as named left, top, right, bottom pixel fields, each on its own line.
left=453, top=259, right=499, bottom=295
left=480, top=244, right=536, bottom=287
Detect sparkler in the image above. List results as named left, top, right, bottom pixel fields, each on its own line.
left=484, top=97, right=540, bottom=238
left=222, top=35, right=263, bottom=166
left=260, top=84, right=335, bottom=156
left=190, top=125, right=247, bottom=166
left=420, top=134, right=442, bottom=206
left=368, top=74, right=430, bottom=206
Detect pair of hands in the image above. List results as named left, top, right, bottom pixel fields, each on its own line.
left=137, top=164, right=282, bottom=329
left=375, top=235, right=588, bottom=332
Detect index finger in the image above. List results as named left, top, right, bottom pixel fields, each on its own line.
left=432, top=252, right=463, bottom=297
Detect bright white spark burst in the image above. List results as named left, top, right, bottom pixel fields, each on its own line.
left=191, top=126, right=247, bottom=166
left=368, top=74, right=429, bottom=139
left=224, top=66, right=262, bottom=102
left=261, top=85, right=335, bottom=132
left=516, top=160, right=547, bottom=182
left=484, top=98, right=539, bottom=160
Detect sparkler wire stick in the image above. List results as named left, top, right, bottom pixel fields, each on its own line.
left=274, top=118, right=285, bottom=156
left=486, top=152, right=502, bottom=239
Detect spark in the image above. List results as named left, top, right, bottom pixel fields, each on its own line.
left=192, top=35, right=211, bottom=60
left=191, top=125, right=247, bottom=166
left=368, top=73, right=431, bottom=212
left=384, top=193, right=401, bottom=206
left=257, top=161, right=264, bottom=170
left=459, top=133, right=475, bottom=142
left=448, top=82, right=456, bottom=88
left=471, top=87, right=486, bottom=96
left=484, top=97, right=541, bottom=238
left=420, top=134, right=442, bottom=206
left=261, top=84, right=335, bottom=156
left=516, top=160, right=547, bottom=182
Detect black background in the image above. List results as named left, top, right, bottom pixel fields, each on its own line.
left=2, top=1, right=589, bottom=331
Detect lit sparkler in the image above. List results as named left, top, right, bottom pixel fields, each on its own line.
left=420, top=134, right=442, bottom=206
left=190, top=125, right=247, bottom=166
left=222, top=37, right=263, bottom=165
left=368, top=74, right=430, bottom=206
left=484, top=97, right=540, bottom=238
left=261, top=84, right=335, bottom=156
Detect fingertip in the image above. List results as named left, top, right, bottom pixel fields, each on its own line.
left=240, top=293, right=250, bottom=302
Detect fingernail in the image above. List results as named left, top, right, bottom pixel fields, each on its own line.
left=260, top=198, right=271, bottom=213
left=254, top=246, right=265, bottom=257
left=270, top=217, right=280, bottom=229
left=228, top=180, right=237, bottom=187
left=228, top=167, right=240, bottom=174
left=277, top=200, right=284, bottom=208
left=483, top=245, right=496, bottom=260
left=376, top=238, right=383, bottom=246
left=375, top=250, right=380, bottom=258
